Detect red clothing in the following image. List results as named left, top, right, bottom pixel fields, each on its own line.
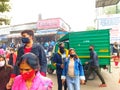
left=24, top=47, right=46, bottom=76
left=12, top=72, right=53, bottom=90
left=10, top=46, right=46, bottom=78
left=24, top=47, right=32, bottom=53
left=113, top=56, right=119, bottom=66
left=6, top=53, right=17, bottom=66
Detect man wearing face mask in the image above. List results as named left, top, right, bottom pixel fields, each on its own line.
left=6, top=30, right=47, bottom=90
left=53, top=42, right=68, bottom=90
left=85, top=45, right=107, bottom=87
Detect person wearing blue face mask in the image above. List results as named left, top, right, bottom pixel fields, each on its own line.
left=6, top=30, right=47, bottom=90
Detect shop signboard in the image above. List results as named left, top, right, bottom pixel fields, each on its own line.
left=97, top=14, right=120, bottom=29
left=37, top=18, right=70, bottom=31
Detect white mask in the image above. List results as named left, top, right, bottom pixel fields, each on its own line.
left=0, top=61, right=5, bottom=67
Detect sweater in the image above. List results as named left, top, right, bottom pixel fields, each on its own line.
left=12, top=72, right=53, bottom=90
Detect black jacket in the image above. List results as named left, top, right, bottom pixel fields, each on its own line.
left=14, top=44, right=47, bottom=75
left=89, top=50, right=99, bottom=67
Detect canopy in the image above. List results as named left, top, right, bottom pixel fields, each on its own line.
left=57, top=33, right=69, bottom=42
left=96, top=0, right=120, bottom=8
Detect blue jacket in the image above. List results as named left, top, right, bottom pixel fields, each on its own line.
left=53, top=53, right=63, bottom=74
left=89, top=50, right=99, bottom=67
left=53, top=49, right=68, bottom=74
left=61, top=58, right=85, bottom=80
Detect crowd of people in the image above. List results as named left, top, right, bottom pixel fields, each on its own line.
left=0, top=30, right=53, bottom=90
left=1, top=29, right=120, bottom=90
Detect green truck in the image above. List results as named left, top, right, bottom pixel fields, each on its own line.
left=47, top=29, right=111, bottom=75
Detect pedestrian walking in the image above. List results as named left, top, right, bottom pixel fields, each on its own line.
left=53, top=42, right=68, bottom=90
left=12, top=53, right=53, bottom=90
left=61, top=48, right=85, bottom=90
left=0, top=55, right=13, bottom=90
left=85, top=45, right=107, bottom=87
left=6, top=30, right=47, bottom=89
left=112, top=42, right=119, bottom=68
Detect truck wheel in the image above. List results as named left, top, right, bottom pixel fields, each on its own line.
left=84, top=64, right=96, bottom=80
left=47, top=68, right=54, bottom=74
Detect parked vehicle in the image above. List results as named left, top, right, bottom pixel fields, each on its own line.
left=47, top=29, right=111, bottom=76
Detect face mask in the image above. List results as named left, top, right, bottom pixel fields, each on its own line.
left=21, top=70, right=35, bottom=81
left=0, top=61, right=5, bottom=67
left=89, top=48, right=92, bottom=51
left=60, top=47, right=65, bottom=54
left=70, top=54, right=76, bottom=58
left=22, top=37, right=30, bottom=43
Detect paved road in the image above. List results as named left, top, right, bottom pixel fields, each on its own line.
left=47, top=62, right=120, bottom=90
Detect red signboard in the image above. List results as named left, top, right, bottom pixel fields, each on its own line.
left=37, top=18, right=61, bottom=29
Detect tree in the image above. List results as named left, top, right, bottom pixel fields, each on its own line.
left=0, top=0, right=11, bottom=25
left=86, top=26, right=96, bottom=31
left=104, top=5, right=117, bottom=14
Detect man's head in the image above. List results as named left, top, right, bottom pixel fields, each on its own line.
left=21, top=30, right=34, bottom=44
left=59, top=42, right=65, bottom=54
left=114, top=42, right=118, bottom=47
left=59, top=42, right=64, bottom=48
left=89, top=45, right=94, bottom=51
left=10, top=48, right=15, bottom=54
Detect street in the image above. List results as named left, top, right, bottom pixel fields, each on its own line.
left=47, top=62, right=120, bottom=90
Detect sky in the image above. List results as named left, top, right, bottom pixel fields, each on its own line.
left=10, top=0, right=96, bottom=31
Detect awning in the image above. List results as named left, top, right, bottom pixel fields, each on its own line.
left=96, top=0, right=120, bottom=8
left=57, top=33, right=69, bottom=42
left=7, top=33, right=21, bottom=38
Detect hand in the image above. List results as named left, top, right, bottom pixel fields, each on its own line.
left=85, top=62, right=88, bottom=64
left=61, top=64, right=64, bottom=69
left=62, top=79, right=65, bottom=85
left=80, top=80, right=85, bottom=85
left=119, top=79, right=120, bottom=83
left=6, top=81, right=13, bottom=90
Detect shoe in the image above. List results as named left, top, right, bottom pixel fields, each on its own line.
left=99, top=84, right=107, bottom=87
left=103, top=67, right=108, bottom=70
left=82, top=82, right=86, bottom=85
left=81, top=82, right=86, bottom=85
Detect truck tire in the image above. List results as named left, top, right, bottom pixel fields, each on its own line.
left=47, top=68, right=54, bottom=74
left=83, top=64, right=96, bottom=80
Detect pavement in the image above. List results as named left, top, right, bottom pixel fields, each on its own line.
left=47, top=62, right=120, bottom=90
